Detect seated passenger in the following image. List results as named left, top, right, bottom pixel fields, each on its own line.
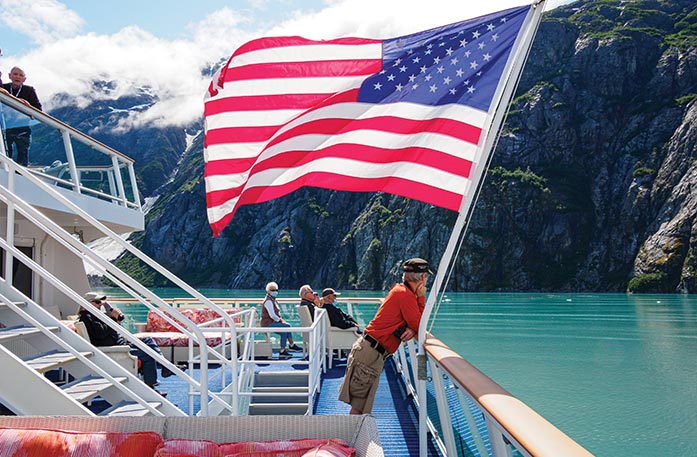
left=78, top=292, right=171, bottom=397
left=298, top=284, right=320, bottom=321
left=260, top=282, right=302, bottom=357
left=320, top=288, right=361, bottom=332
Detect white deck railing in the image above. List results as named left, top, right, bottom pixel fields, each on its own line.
left=0, top=146, right=243, bottom=416
left=0, top=92, right=140, bottom=210
left=390, top=335, right=594, bottom=456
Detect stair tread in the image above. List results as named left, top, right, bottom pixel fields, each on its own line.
left=0, top=302, right=26, bottom=309
left=249, top=402, right=309, bottom=406
left=24, top=350, right=92, bottom=373
left=63, top=375, right=127, bottom=403
left=253, top=386, right=309, bottom=392
left=255, top=370, right=309, bottom=376
left=0, top=325, right=58, bottom=343
left=101, top=401, right=161, bottom=417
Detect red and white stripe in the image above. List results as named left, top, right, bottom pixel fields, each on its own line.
left=204, top=36, right=487, bottom=236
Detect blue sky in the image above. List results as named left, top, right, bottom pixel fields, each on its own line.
left=1, top=0, right=325, bottom=54
left=0, top=0, right=571, bottom=130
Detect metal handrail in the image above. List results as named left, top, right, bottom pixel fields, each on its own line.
left=0, top=183, right=237, bottom=414
left=0, top=285, right=173, bottom=416
left=0, top=92, right=140, bottom=210
left=0, top=157, right=242, bottom=415
left=422, top=335, right=593, bottom=456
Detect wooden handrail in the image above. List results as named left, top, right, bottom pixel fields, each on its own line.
left=424, top=335, right=594, bottom=456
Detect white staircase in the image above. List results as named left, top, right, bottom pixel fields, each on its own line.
left=0, top=91, right=243, bottom=417
left=248, top=370, right=310, bottom=415
left=0, top=300, right=182, bottom=416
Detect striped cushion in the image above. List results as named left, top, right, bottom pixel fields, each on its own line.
left=0, top=427, right=163, bottom=457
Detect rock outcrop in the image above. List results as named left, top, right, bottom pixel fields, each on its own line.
left=49, top=0, right=697, bottom=292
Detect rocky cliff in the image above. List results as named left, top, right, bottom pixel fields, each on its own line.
left=57, top=0, right=697, bottom=292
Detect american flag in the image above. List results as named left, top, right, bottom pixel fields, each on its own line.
left=204, top=4, right=532, bottom=236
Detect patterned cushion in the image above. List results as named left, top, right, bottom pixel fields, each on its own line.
left=135, top=331, right=233, bottom=348
left=135, top=332, right=189, bottom=347
left=0, top=427, right=163, bottom=457
left=146, top=311, right=180, bottom=333
left=220, top=438, right=355, bottom=457
left=155, top=438, right=222, bottom=457
left=146, top=309, right=241, bottom=332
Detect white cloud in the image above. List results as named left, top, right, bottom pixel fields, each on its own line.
left=8, top=0, right=572, bottom=132
left=0, top=0, right=84, bottom=44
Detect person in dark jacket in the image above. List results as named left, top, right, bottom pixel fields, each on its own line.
left=298, top=284, right=320, bottom=321
left=78, top=292, right=171, bottom=396
left=320, top=288, right=360, bottom=331
left=1, top=66, right=42, bottom=166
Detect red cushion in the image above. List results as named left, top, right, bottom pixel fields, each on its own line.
left=146, top=310, right=181, bottom=333
left=146, top=309, right=242, bottom=333
left=220, top=438, right=354, bottom=457
left=0, top=427, right=163, bottom=457
left=155, top=438, right=222, bottom=457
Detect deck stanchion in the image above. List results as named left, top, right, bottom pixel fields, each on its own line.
left=429, top=359, right=458, bottom=455
left=61, top=130, right=81, bottom=194
left=127, top=163, right=141, bottom=211
left=111, top=156, right=127, bottom=207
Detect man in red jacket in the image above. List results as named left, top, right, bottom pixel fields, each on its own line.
left=339, top=258, right=432, bottom=414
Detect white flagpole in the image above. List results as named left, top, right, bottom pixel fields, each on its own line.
left=416, top=2, right=546, bottom=455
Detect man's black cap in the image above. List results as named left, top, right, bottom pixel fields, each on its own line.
left=403, top=258, right=433, bottom=274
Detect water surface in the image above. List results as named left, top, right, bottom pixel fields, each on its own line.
left=109, top=289, right=697, bottom=456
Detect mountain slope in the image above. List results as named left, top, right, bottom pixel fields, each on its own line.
left=77, top=0, right=697, bottom=292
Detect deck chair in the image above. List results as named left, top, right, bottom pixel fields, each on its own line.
left=316, top=308, right=360, bottom=368
left=296, top=305, right=312, bottom=357
left=254, top=332, right=273, bottom=358
left=73, top=321, right=138, bottom=375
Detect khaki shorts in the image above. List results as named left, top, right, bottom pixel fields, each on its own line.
left=338, top=337, right=386, bottom=414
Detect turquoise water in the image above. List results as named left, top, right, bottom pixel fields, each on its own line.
left=105, top=289, right=697, bottom=457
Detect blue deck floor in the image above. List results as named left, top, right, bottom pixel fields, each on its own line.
left=316, top=357, right=440, bottom=457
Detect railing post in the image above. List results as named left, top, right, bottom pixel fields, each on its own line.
left=106, top=169, right=117, bottom=197
left=127, top=162, right=141, bottom=210
left=111, top=156, right=127, bottom=207
left=5, top=168, right=15, bottom=287
left=429, top=359, right=458, bottom=456
left=61, top=130, right=81, bottom=194
left=487, top=421, right=513, bottom=457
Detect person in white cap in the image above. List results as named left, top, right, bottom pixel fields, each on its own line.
left=78, top=292, right=172, bottom=396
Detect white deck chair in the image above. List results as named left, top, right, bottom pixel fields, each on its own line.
left=73, top=320, right=138, bottom=375
left=316, top=308, right=360, bottom=368
left=296, top=305, right=312, bottom=357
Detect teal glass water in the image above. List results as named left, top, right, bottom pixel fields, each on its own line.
left=109, top=289, right=697, bottom=456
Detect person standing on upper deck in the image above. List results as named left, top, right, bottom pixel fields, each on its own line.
left=1, top=66, right=42, bottom=166
left=260, top=281, right=302, bottom=358
left=338, top=258, right=432, bottom=415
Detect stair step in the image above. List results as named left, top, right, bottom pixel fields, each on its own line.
left=0, top=325, right=58, bottom=343
left=24, top=350, right=92, bottom=373
left=0, top=302, right=26, bottom=310
left=62, top=375, right=127, bottom=403
left=101, top=401, right=162, bottom=417
left=248, top=403, right=308, bottom=415
left=254, top=370, right=309, bottom=387
left=252, top=386, right=309, bottom=393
